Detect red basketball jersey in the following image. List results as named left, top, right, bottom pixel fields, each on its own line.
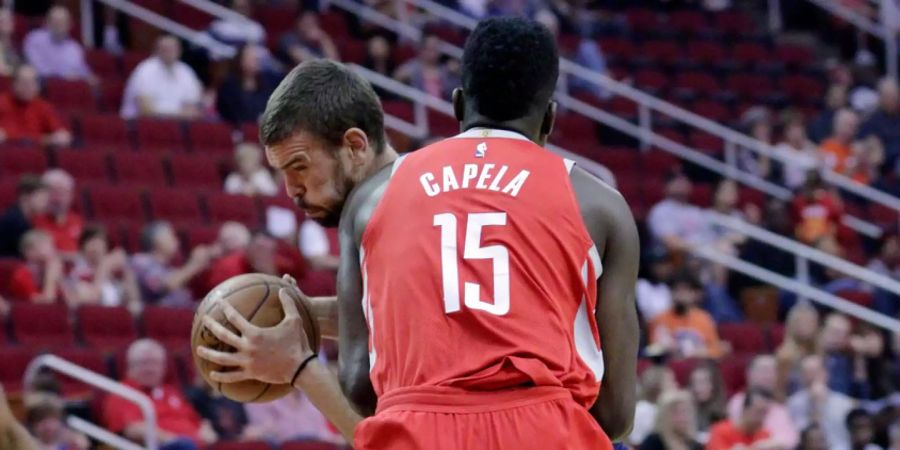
left=360, top=128, right=604, bottom=408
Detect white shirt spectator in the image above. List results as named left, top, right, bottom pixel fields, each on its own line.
left=647, top=199, right=713, bottom=248
left=636, top=279, right=672, bottom=322
left=628, top=400, right=657, bottom=446
left=120, top=56, right=202, bottom=119
left=223, top=170, right=278, bottom=197
left=777, top=142, right=820, bottom=190
left=787, top=388, right=854, bottom=450
left=24, top=28, right=92, bottom=80
left=299, top=220, right=330, bottom=259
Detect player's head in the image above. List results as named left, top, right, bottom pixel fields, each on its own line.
left=260, top=59, right=387, bottom=227
left=454, top=17, right=559, bottom=144
left=126, top=338, right=167, bottom=388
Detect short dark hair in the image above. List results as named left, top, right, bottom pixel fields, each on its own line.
left=260, top=59, right=386, bottom=153
left=78, top=225, right=107, bottom=249
left=845, top=408, right=871, bottom=428
left=17, top=174, right=45, bottom=197
left=670, top=271, right=702, bottom=291
left=743, top=387, right=773, bottom=410
left=461, top=17, right=559, bottom=122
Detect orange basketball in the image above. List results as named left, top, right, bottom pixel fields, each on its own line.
left=191, top=273, right=321, bottom=403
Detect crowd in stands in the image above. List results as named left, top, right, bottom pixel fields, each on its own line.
left=0, top=1, right=898, bottom=450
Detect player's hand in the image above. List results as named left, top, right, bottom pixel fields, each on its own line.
left=196, top=288, right=315, bottom=385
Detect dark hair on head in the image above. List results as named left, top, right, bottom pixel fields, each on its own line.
left=16, top=174, right=45, bottom=197
left=670, top=271, right=702, bottom=291
left=140, top=221, right=171, bottom=253
left=461, top=17, right=559, bottom=122
left=260, top=59, right=386, bottom=154
left=78, top=224, right=107, bottom=250
left=742, top=387, right=773, bottom=409
left=845, top=408, right=872, bottom=428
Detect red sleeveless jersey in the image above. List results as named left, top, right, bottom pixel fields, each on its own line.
left=359, top=128, right=604, bottom=408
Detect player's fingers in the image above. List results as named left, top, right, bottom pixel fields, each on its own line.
left=221, top=303, right=256, bottom=334
left=278, top=288, right=302, bottom=319
left=201, top=316, right=244, bottom=350
left=195, top=346, right=245, bottom=367
left=282, top=274, right=298, bottom=288
left=209, top=369, right=250, bottom=384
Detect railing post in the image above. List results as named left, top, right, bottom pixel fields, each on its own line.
left=413, top=98, right=428, bottom=137
left=638, top=104, right=652, bottom=151
left=724, top=139, right=738, bottom=178
left=886, top=32, right=898, bottom=80
left=81, top=0, right=95, bottom=49
left=768, top=0, right=783, bottom=33
left=796, top=254, right=810, bottom=303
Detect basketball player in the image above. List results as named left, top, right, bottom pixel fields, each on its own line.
left=197, top=17, right=639, bottom=449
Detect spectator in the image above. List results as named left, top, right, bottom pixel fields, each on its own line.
left=819, top=313, right=866, bottom=397
left=738, top=107, right=774, bottom=179
left=726, top=355, right=799, bottom=448
left=102, top=339, right=216, bottom=450
left=223, top=143, right=278, bottom=197
left=858, top=77, right=900, bottom=173
left=630, top=365, right=678, bottom=446
left=868, top=232, right=900, bottom=317
left=888, top=331, right=900, bottom=394
left=276, top=11, right=339, bottom=66
left=0, top=65, right=72, bottom=146
left=66, top=225, right=141, bottom=311
left=704, top=179, right=748, bottom=323
left=183, top=374, right=259, bottom=442
left=636, top=248, right=674, bottom=323
left=0, top=9, right=21, bottom=76
left=7, top=230, right=65, bottom=303
left=22, top=6, right=94, bottom=82
left=791, top=171, right=843, bottom=246
left=363, top=35, right=396, bottom=99
left=534, top=8, right=609, bottom=100
left=777, top=116, right=822, bottom=190
left=0, top=175, right=48, bottom=257
left=706, top=388, right=777, bottom=450
left=849, top=324, right=892, bottom=400
left=787, top=354, right=855, bottom=450
left=640, top=390, right=702, bottom=450
left=244, top=389, right=343, bottom=444
left=809, top=84, right=849, bottom=143
left=31, top=170, right=82, bottom=254
left=819, top=108, right=859, bottom=173
left=890, top=423, right=900, bottom=450
left=120, top=36, right=203, bottom=120
left=798, top=424, right=829, bottom=450
left=207, top=224, right=306, bottom=290
left=688, top=360, right=728, bottom=436
left=647, top=173, right=713, bottom=255
left=393, top=32, right=456, bottom=100
left=205, top=0, right=266, bottom=53
left=216, top=44, right=279, bottom=125
left=0, top=384, right=38, bottom=449
left=130, top=221, right=217, bottom=308
left=299, top=220, right=339, bottom=271
left=24, top=394, right=88, bottom=450
left=648, top=273, right=724, bottom=359
left=846, top=409, right=884, bottom=450
left=775, top=302, right=820, bottom=397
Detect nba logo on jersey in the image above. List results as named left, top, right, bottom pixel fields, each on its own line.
left=475, top=142, right=487, bottom=158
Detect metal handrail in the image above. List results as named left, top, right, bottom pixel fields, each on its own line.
left=405, top=0, right=899, bottom=231
left=803, top=0, right=897, bottom=79
left=24, top=354, right=159, bottom=450
left=175, top=0, right=254, bottom=23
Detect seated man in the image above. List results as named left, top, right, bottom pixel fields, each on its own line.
left=32, top=169, right=82, bottom=254
left=648, top=272, right=724, bottom=359
left=0, top=65, right=72, bottom=146
left=7, top=230, right=65, bottom=304
left=726, top=355, right=799, bottom=449
left=707, top=388, right=779, bottom=450
left=102, top=339, right=216, bottom=450
left=22, top=6, right=94, bottom=82
left=0, top=175, right=48, bottom=257
left=120, top=36, right=202, bottom=120
left=130, top=222, right=216, bottom=308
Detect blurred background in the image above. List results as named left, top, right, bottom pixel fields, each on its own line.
left=0, top=0, right=899, bottom=449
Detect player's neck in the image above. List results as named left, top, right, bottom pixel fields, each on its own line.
left=364, top=145, right=399, bottom=178
left=460, top=118, right=541, bottom=145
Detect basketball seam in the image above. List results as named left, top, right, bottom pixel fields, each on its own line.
left=217, top=281, right=271, bottom=397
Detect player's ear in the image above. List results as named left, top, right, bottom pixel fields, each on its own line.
left=343, top=128, right=370, bottom=165
left=540, top=100, right=557, bottom=138
left=452, top=88, right=465, bottom=123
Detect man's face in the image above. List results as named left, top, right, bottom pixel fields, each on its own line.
left=748, top=358, right=777, bottom=392
left=834, top=111, right=859, bottom=141
left=800, top=356, right=826, bottom=388
left=24, top=236, right=55, bottom=263
left=266, top=131, right=356, bottom=227
left=421, top=36, right=441, bottom=64
left=821, top=315, right=851, bottom=352
left=667, top=176, right=692, bottom=203
left=24, top=188, right=49, bottom=215
left=47, top=8, right=70, bottom=39
left=128, top=347, right=166, bottom=388
left=153, top=225, right=180, bottom=260
left=240, top=45, right=261, bottom=75
left=672, top=282, right=699, bottom=309
left=0, top=10, right=14, bottom=36
left=13, top=67, right=40, bottom=102
left=45, top=177, right=74, bottom=216
left=850, top=415, right=875, bottom=446
left=82, top=236, right=108, bottom=265
left=157, top=38, right=181, bottom=66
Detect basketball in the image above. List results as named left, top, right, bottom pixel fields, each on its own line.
left=190, top=273, right=321, bottom=403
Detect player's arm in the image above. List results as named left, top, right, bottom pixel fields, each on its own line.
left=309, top=296, right=338, bottom=340
left=571, top=167, right=640, bottom=441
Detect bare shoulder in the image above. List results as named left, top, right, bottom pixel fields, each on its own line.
left=569, top=165, right=635, bottom=249
left=339, top=162, right=395, bottom=245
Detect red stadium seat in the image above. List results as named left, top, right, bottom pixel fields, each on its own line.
left=183, top=225, right=220, bottom=249
left=136, top=118, right=186, bottom=153
left=168, top=153, right=224, bottom=188
left=626, top=8, right=659, bottom=32
left=77, top=305, right=138, bottom=351
left=674, top=72, right=721, bottom=95
left=718, top=323, right=766, bottom=355
left=732, top=42, right=770, bottom=66
left=0, top=347, right=37, bottom=393
left=210, top=441, right=272, bottom=450
left=109, top=152, right=167, bottom=187
left=689, top=182, right=713, bottom=207
left=147, top=187, right=204, bottom=223
left=10, top=303, right=75, bottom=349
left=768, top=324, right=785, bottom=350
left=0, top=179, right=14, bottom=211
left=254, top=5, right=297, bottom=37
left=79, top=114, right=130, bottom=149
left=688, top=131, right=724, bottom=155
left=382, top=100, right=415, bottom=123
left=171, top=2, right=214, bottom=28
left=641, top=178, right=667, bottom=207
left=775, top=44, right=813, bottom=67
left=692, top=100, right=731, bottom=122
left=713, top=10, right=753, bottom=35
left=0, top=147, right=48, bottom=176
left=868, top=202, right=898, bottom=228
left=320, top=10, right=349, bottom=38
left=836, top=290, right=873, bottom=308
left=140, top=306, right=195, bottom=350
left=204, top=193, right=261, bottom=227
left=240, top=123, right=260, bottom=144
left=780, top=75, right=824, bottom=103
left=85, top=185, right=146, bottom=221
left=188, top=121, right=235, bottom=154
left=719, top=354, right=751, bottom=395
left=596, top=147, right=638, bottom=173
left=337, top=38, right=367, bottom=65
left=280, top=441, right=344, bottom=450
left=121, top=51, right=150, bottom=76
left=635, top=69, right=668, bottom=93
left=642, top=150, right=680, bottom=176
left=640, top=40, right=681, bottom=67
left=98, top=78, right=125, bottom=114
left=55, top=149, right=110, bottom=183
left=726, top=74, right=773, bottom=98
left=668, top=358, right=700, bottom=387
left=45, top=78, right=96, bottom=114
left=53, top=347, right=111, bottom=395
left=686, top=41, right=727, bottom=66
left=0, top=258, right=20, bottom=300
left=599, top=38, right=637, bottom=61
left=426, top=110, right=458, bottom=138
left=86, top=49, right=119, bottom=78
left=669, top=10, right=708, bottom=35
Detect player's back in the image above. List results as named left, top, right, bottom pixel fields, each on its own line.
left=360, top=128, right=604, bottom=408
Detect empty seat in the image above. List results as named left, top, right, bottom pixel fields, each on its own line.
left=674, top=72, right=720, bottom=94
left=626, top=8, right=659, bottom=32
left=719, top=354, right=751, bottom=395
left=77, top=305, right=138, bottom=351
left=426, top=110, right=458, bottom=138
left=109, top=152, right=167, bottom=187
left=188, top=121, right=235, bottom=154
left=768, top=324, right=785, bottom=350
left=0, top=147, right=48, bottom=176
left=780, top=75, right=824, bottom=102
left=10, top=303, right=75, bottom=349
left=99, top=78, right=125, bottom=113
left=79, top=114, right=130, bottom=149
left=140, top=306, right=195, bottom=349
left=640, top=40, right=681, bottom=66
left=692, top=100, right=731, bottom=122
left=688, top=131, right=724, bottom=155
left=732, top=42, right=770, bottom=66
left=240, top=123, right=260, bottom=143
left=718, top=323, right=767, bottom=354
left=597, top=147, right=639, bottom=173
left=121, top=51, right=150, bottom=76
left=726, top=74, right=773, bottom=98
left=135, top=119, right=186, bottom=153
left=642, top=150, right=680, bottom=176
left=168, top=153, right=223, bottom=188
left=183, top=224, right=220, bottom=249
left=45, top=78, right=96, bottom=113
left=0, top=347, right=37, bottom=393
left=53, top=347, right=110, bottom=395
left=775, top=44, right=813, bottom=67
left=598, top=38, right=637, bottom=61
left=635, top=69, right=668, bottom=93
left=86, top=185, right=146, bottom=221
left=0, top=180, right=15, bottom=213
left=171, top=2, right=215, bottom=28
left=686, top=41, right=727, bottom=66
left=713, top=10, right=753, bottom=35
left=689, top=182, right=714, bottom=207
left=86, top=49, right=119, bottom=78
left=205, top=193, right=261, bottom=227
left=55, top=149, right=110, bottom=183
left=148, top=187, right=204, bottom=223
left=669, top=10, right=708, bottom=35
